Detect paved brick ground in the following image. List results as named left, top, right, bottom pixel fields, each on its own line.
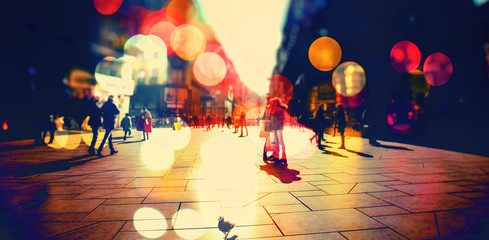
left=1, top=126, right=489, bottom=239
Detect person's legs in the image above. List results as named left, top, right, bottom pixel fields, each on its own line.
left=108, top=131, right=117, bottom=154
left=272, top=130, right=279, bottom=159
left=245, top=125, right=248, bottom=136
left=276, top=130, right=286, bottom=160
left=97, top=130, right=110, bottom=155
left=339, top=129, right=345, bottom=149
left=317, top=131, right=322, bottom=149
left=88, top=127, right=98, bottom=154
left=123, top=130, right=127, bottom=141
left=142, top=130, right=146, bottom=141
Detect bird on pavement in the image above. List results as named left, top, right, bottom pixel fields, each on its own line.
left=218, top=216, right=236, bottom=239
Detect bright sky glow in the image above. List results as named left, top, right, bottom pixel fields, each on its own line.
left=197, top=0, right=289, bottom=96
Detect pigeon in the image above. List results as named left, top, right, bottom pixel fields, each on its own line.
left=218, top=216, right=235, bottom=239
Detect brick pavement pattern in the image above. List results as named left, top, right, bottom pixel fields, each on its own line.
left=1, top=127, right=489, bottom=239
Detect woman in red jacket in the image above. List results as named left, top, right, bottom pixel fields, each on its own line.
left=137, top=108, right=152, bottom=141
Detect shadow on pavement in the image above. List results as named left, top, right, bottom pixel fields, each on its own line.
left=259, top=162, right=301, bottom=183
left=345, top=149, right=374, bottom=158
left=118, top=140, right=142, bottom=144
left=322, top=149, right=348, bottom=158
left=374, top=143, right=413, bottom=151
left=0, top=144, right=37, bottom=152
left=0, top=154, right=99, bottom=177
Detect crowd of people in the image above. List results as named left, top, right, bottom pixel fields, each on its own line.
left=37, top=94, right=375, bottom=161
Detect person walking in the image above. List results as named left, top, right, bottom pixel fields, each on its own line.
left=269, top=98, right=288, bottom=162
left=335, top=104, right=347, bottom=149
left=311, top=104, right=326, bottom=149
left=239, top=111, right=248, bottom=137
left=121, top=113, right=132, bottom=141
left=96, top=95, right=119, bottom=157
left=87, top=98, right=102, bottom=155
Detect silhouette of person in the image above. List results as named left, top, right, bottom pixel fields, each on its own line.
left=311, top=104, right=326, bottom=149
left=239, top=111, right=248, bottom=137
left=362, top=107, right=379, bottom=146
left=121, top=113, right=132, bottom=141
left=205, top=114, right=212, bottom=131
left=335, top=104, right=347, bottom=149
left=87, top=98, right=101, bottom=155
left=37, top=113, right=55, bottom=146
left=96, top=95, right=119, bottom=156
left=269, top=98, right=288, bottom=162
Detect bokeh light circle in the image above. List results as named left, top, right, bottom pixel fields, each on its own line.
left=149, top=21, right=176, bottom=55
left=387, top=98, right=418, bottom=133
left=335, top=88, right=367, bottom=109
left=140, top=141, right=175, bottom=171
left=46, top=117, right=81, bottom=149
left=172, top=209, right=206, bottom=239
left=308, top=37, right=342, bottom=71
left=390, top=40, right=421, bottom=74
left=93, top=0, right=122, bottom=15
left=171, top=24, right=206, bottom=61
left=268, top=74, right=294, bottom=104
left=133, top=207, right=167, bottom=239
left=193, top=52, right=227, bottom=86
left=409, top=70, right=430, bottom=102
left=332, top=61, right=366, bottom=97
left=423, top=52, right=453, bottom=86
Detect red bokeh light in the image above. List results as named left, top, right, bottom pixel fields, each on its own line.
left=335, top=88, right=367, bottom=109
left=139, top=7, right=184, bottom=35
left=93, top=0, right=123, bottom=15
left=390, top=40, right=421, bottom=74
left=423, top=52, right=453, bottom=86
left=268, top=74, right=294, bottom=105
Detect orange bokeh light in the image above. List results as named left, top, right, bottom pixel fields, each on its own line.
left=193, top=52, right=227, bottom=86
left=171, top=24, right=206, bottom=60
left=2, top=120, right=7, bottom=131
left=308, top=37, right=342, bottom=71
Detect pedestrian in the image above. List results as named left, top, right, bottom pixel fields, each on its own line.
left=121, top=113, right=132, bottom=141
left=269, top=98, right=288, bottom=162
left=239, top=111, right=248, bottom=137
left=205, top=114, right=212, bottom=130
left=87, top=98, right=101, bottom=155
left=137, top=108, right=152, bottom=141
left=362, top=107, right=379, bottom=146
left=335, top=104, right=347, bottom=149
left=233, top=115, right=240, bottom=133
left=311, top=104, right=326, bottom=149
left=96, top=95, right=119, bottom=156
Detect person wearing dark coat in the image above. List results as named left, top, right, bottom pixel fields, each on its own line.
left=121, top=113, right=132, bottom=141
left=96, top=95, right=119, bottom=156
left=87, top=98, right=102, bottom=155
left=311, top=104, right=326, bottom=149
